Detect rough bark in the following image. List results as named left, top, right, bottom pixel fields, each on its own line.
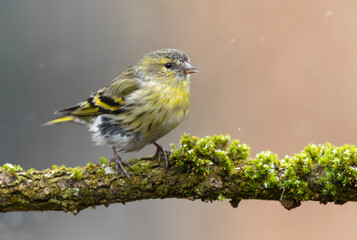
left=1, top=134, right=357, bottom=214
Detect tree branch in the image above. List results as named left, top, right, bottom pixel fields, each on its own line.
left=1, top=134, right=357, bottom=214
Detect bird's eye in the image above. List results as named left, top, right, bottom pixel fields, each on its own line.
left=164, top=63, right=172, bottom=69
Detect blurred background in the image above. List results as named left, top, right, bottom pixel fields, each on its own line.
left=1, top=0, right=357, bottom=239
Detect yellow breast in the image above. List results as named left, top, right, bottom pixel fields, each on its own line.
left=113, top=79, right=190, bottom=145
left=147, top=83, right=190, bottom=135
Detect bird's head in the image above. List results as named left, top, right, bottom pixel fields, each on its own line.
left=135, top=49, right=199, bottom=86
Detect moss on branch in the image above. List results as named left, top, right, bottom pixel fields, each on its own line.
left=1, top=134, right=357, bottom=214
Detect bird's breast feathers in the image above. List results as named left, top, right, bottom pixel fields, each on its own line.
left=129, top=81, right=190, bottom=136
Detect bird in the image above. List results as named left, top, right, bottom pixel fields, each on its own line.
left=45, top=49, right=199, bottom=179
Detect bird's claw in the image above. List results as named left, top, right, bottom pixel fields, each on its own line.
left=111, top=147, right=131, bottom=179
left=153, top=142, right=171, bottom=171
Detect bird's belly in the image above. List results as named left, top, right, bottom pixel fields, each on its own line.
left=89, top=115, right=139, bottom=151
left=88, top=106, right=188, bottom=152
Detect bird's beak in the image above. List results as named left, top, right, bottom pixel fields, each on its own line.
left=183, top=62, right=199, bottom=74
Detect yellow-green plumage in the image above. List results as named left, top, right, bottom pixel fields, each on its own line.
left=45, top=49, right=198, bottom=177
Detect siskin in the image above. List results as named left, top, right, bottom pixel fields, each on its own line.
left=45, top=49, right=199, bottom=179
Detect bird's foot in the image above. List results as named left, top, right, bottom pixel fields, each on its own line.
left=153, top=142, right=171, bottom=171
left=111, top=147, right=131, bottom=179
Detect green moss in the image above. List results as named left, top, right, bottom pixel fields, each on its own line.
left=71, top=168, right=83, bottom=181
left=52, top=164, right=60, bottom=170
left=310, top=143, right=357, bottom=197
left=87, top=162, right=95, bottom=168
left=104, top=177, right=111, bottom=185
left=100, top=156, right=108, bottom=165
left=171, top=134, right=211, bottom=175
left=218, top=194, right=225, bottom=201
left=2, top=163, right=23, bottom=171
left=214, top=150, right=233, bottom=174
left=274, top=143, right=357, bottom=200
left=171, top=134, right=249, bottom=176
left=228, top=140, right=250, bottom=164
left=279, top=154, right=311, bottom=200
left=62, top=187, right=80, bottom=199
left=130, top=161, right=150, bottom=173
left=26, top=168, right=36, bottom=175
left=241, top=151, right=282, bottom=197
left=96, top=167, right=104, bottom=174
left=2, top=163, right=23, bottom=176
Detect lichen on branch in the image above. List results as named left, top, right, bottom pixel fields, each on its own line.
left=1, top=134, right=357, bottom=214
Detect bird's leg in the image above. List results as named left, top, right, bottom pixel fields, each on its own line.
left=110, top=147, right=131, bottom=179
left=153, top=142, right=171, bottom=170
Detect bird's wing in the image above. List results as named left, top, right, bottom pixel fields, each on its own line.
left=56, top=67, right=141, bottom=116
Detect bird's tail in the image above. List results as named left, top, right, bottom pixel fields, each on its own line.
left=42, top=116, right=75, bottom=126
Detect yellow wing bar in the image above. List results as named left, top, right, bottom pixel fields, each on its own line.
left=70, top=93, right=125, bottom=116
